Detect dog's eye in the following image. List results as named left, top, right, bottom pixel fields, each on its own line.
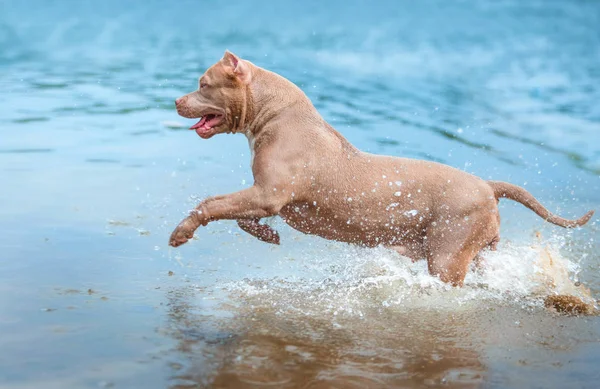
left=200, top=82, right=208, bottom=89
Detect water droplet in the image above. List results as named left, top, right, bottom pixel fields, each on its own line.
left=404, top=209, right=418, bottom=217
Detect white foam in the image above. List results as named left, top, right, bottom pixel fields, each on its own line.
left=224, top=235, right=595, bottom=318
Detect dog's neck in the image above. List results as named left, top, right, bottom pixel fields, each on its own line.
left=243, top=65, right=314, bottom=140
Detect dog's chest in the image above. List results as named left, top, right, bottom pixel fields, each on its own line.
left=279, top=202, right=330, bottom=233
left=278, top=201, right=375, bottom=242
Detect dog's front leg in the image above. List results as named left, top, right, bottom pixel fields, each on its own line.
left=169, top=186, right=286, bottom=247
left=237, top=218, right=280, bottom=245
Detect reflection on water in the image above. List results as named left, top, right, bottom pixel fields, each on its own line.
left=1, top=0, right=599, bottom=388
left=167, top=303, right=487, bottom=389
left=159, top=241, right=599, bottom=388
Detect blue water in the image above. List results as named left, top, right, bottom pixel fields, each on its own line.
left=1, top=1, right=599, bottom=388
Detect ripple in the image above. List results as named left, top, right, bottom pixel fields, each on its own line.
left=490, top=128, right=600, bottom=174
left=85, top=158, right=120, bottom=164
left=13, top=117, right=49, bottom=123
left=31, top=81, right=69, bottom=89
left=0, top=148, right=53, bottom=154
left=130, top=129, right=161, bottom=136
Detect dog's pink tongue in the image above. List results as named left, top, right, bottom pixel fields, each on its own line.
left=190, top=117, right=207, bottom=130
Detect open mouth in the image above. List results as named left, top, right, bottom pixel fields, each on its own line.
left=189, top=114, right=224, bottom=138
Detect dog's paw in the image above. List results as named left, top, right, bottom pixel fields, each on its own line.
left=260, top=228, right=280, bottom=245
left=169, top=218, right=198, bottom=247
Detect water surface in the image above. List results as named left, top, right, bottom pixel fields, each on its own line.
left=1, top=0, right=599, bottom=388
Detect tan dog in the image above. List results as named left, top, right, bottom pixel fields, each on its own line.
left=169, top=51, right=594, bottom=286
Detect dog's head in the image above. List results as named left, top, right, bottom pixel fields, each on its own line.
left=175, top=50, right=252, bottom=139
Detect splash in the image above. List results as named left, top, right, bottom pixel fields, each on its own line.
left=225, top=233, right=597, bottom=318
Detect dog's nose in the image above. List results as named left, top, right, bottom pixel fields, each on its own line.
left=175, top=97, right=183, bottom=106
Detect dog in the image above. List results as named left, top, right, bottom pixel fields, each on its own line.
left=169, top=50, right=594, bottom=286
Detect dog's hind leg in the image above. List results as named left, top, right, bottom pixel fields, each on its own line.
left=237, top=218, right=280, bottom=245
left=425, top=214, right=499, bottom=286
left=387, top=243, right=425, bottom=262
left=473, top=235, right=500, bottom=268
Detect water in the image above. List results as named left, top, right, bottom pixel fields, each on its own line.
left=1, top=0, right=600, bottom=387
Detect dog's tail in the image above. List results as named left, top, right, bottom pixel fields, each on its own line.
left=488, top=181, right=594, bottom=228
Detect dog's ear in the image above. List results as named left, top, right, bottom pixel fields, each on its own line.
left=222, top=50, right=251, bottom=85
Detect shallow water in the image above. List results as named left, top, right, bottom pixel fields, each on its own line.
left=1, top=0, right=600, bottom=388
